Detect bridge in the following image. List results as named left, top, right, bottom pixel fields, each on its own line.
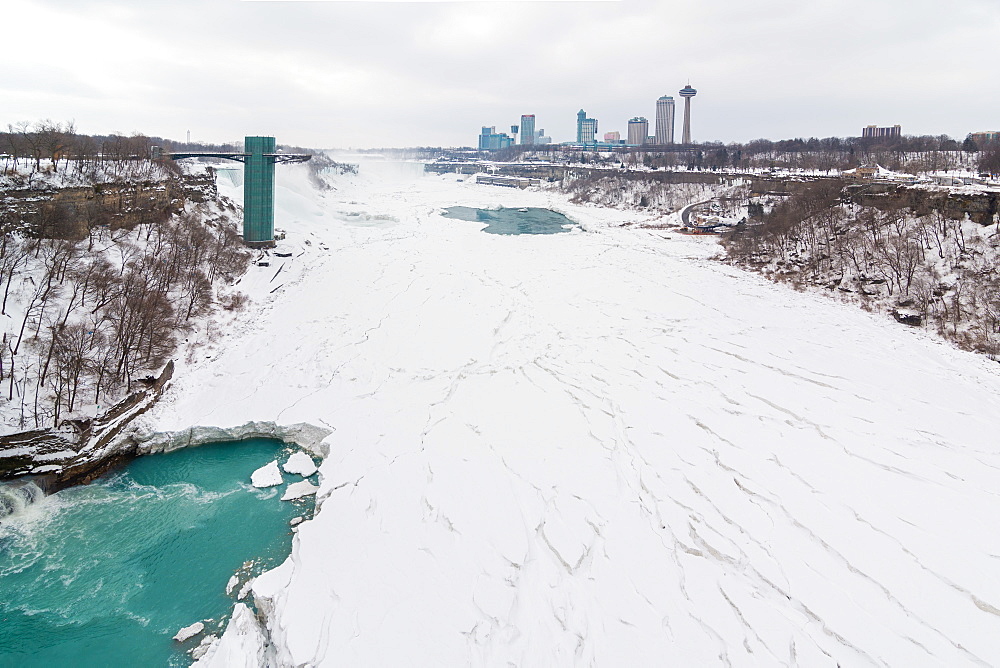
left=153, top=136, right=311, bottom=247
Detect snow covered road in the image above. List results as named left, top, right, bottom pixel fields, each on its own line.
left=157, top=162, right=1000, bottom=666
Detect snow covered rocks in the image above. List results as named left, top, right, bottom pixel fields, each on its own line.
left=282, top=451, right=317, bottom=477
left=249, top=461, right=282, bottom=488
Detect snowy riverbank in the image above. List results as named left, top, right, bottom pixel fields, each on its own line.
left=156, top=159, right=1000, bottom=665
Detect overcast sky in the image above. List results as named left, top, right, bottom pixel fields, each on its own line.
left=5, top=0, right=999, bottom=149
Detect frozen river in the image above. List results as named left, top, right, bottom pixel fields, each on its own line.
left=153, top=161, right=1000, bottom=666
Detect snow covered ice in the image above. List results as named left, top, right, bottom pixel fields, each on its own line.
left=151, top=160, right=1000, bottom=665
left=191, top=604, right=265, bottom=668
left=173, top=621, right=205, bottom=643
left=250, top=461, right=282, bottom=489
left=280, top=480, right=318, bottom=502
left=282, top=451, right=317, bottom=477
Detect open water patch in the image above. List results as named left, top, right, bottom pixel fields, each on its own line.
left=0, top=438, right=317, bottom=667
left=442, top=206, right=577, bottom=235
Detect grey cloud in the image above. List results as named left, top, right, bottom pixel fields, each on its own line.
left=8, top=0, right=1000, bottom=147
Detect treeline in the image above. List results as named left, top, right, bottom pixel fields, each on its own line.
left=698, top=135, right=1000, bottom=175
left=0, top=206, right=250, bottom=429
left=1, top=120, right=337, bottom=184
left=500, top=134, right=1000, bottom=175
left=722, top=182, right=1000, bottom=356
left=1, top=120, right=179, bottom=183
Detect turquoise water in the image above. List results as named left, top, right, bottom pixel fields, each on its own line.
left=442, top=206, right=576, bottom=235
left=0, top=438, right=316, bottom=667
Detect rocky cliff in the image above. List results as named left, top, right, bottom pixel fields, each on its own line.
left=0, top=362, right=175, bottom=492
left=0, top=172, right=217, bottom=238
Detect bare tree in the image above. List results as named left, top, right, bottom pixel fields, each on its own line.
left=36, top=120, right=75, bottom=174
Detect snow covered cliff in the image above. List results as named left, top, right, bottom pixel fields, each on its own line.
left=156, top=160, right=1000, bottom=665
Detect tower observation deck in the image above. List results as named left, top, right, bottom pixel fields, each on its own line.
left=154, top=136, right=311, bottom=248
left=679, top=84, right=697, bottom=145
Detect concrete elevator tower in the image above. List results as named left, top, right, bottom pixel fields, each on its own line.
left=243, top=136, right=277, bottom=245
left=679, top=83, right=697, bottom=144
left=157, top=137, right=311, bottom=247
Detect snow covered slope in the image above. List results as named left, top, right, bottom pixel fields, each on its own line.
left=151, top=160, right=1000, bottom=666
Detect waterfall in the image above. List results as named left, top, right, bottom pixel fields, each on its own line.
left=216, top=167, right=243, bottom=187
left=0, top=481, right=44, bottom=520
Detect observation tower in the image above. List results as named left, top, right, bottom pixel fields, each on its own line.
left=679, top=83, right=697, bottom=144
left=155, top=137, right=311, bottom=248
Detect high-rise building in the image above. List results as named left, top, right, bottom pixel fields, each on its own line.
left=478, top=126, right=513, bottom=150
left=679, top=84, right=697, bottom=144
left=627, top=117, right=649, bottom=146
left=520, top=115, right=536, bottom=146
left=604, top=131, right=621, bottom=143
left=479, top=127, right=493, bottom=151
left=577, top=109, right=598, bottom=144
left=655, top=96, right=675, bottom=144
left=862, top=125, right=902, bottom=139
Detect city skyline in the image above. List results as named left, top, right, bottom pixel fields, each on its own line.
left=477, top=90, right=928, bottom=151
left=3, top=0, right=998, bottom=148
left=479, top=88, right=687, bottom=149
